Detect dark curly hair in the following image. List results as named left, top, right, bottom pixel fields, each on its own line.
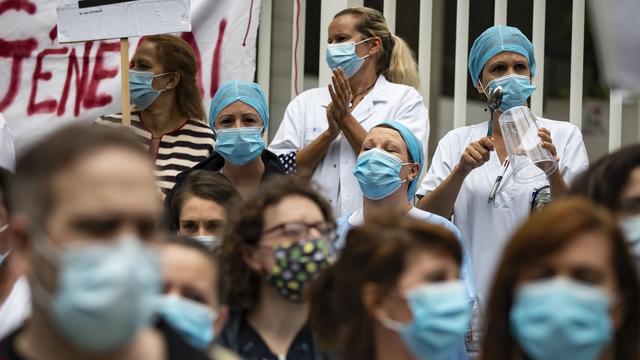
left=220, top=175, right=334, bottom=312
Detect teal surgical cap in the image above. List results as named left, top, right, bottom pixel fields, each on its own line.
left=208, top=80, right=269, bottom=137
left=375, top=120, right=424, bottom=202
left=468, top=25, right=536, bottom=87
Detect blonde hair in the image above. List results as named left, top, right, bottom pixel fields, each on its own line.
left=334, top=7, right=419, bottom=88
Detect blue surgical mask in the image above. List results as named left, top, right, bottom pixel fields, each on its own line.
left=381, top=281, right=472, bottom=360
left=325, top=38, right=372, bottom=78
left=354, top=148, right=410, bottom=200
left=129, top=70, right=170, bottom=110
left=155, top=294, right=217, bottom=351
left=620, top=216, right=640, bottom=269
left=32, top=235, right=161, bottom=353
left=484, top=74, right=536, bottom=112
left=510, top=278, right=612, bottom=360
left=215, top=127, right=265, bottom=165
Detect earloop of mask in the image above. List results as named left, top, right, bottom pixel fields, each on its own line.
left=355, top=38, right=373, bottom=60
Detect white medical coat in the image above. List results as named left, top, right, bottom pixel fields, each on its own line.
left=269, top=75, right=430, bottom=217
left=417, top=118, right=589, bottom=308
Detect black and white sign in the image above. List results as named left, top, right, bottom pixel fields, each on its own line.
left=57, top=0, right=191, bottom=43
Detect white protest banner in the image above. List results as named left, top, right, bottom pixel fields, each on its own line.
left=0, top=0, right=261, bottom=149
left=57, top=0, right=191, bottom=43
left=58, top=0, right=193, bottom=126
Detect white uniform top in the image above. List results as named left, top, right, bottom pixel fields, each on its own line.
left=0, top=113, right=16, bottom=172
left=417, top=118, right=589, bottom=307
left=0, top=276, right=31, bottom=339
left=335, top=207, right=476, bottom=301
left=269, top=75, right=430, bottom=217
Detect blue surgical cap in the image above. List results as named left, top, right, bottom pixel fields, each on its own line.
left=374, top=120, right=424, bottom=202
left=208, top=80, right=269, bottom=137
left=468, top=25, right=536, bottom=87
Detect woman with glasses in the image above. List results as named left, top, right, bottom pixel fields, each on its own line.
left=218, top=176, right=335, bottom=360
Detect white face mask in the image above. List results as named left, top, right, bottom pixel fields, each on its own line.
left=620, top=215, right=640, bottom=272
left=190, top=235, right=223, bottom=250
left=0, top=223, right=9, bottom=267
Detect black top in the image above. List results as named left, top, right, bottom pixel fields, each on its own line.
left=218, top=311, right=320, bottom=360
left=0, top=319, right=209, bottom=360
left=164, top=150, right=287, bottom=231
left=183, top=149, right=286, bottom=179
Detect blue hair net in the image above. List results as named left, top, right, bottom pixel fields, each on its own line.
left=374, top=120, right=424, bottom=202
left=208, top=80, right=269, bottom=136
left=468, top=25, right=536, bottom=87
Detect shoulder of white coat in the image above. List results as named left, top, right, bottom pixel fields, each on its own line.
left=536, top=118, right=583, bottom=138
left=410, top=208, right=460, bottom=235
left=379, top=80, right=423, bottom=100
left=437, top=122, right=486, bottom=147
left=289, top=86, right=331, bottom=106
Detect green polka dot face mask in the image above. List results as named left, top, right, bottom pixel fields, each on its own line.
left=267, top=238, right=334, bottom=302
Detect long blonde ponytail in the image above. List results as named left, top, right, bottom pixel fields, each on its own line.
left=334, top=7, right=419, bottom=88
left=386, top=35, right=419, bottom=88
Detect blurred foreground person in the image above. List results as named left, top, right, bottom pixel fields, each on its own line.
left=311, top=215, right=471, bottom=360
left=0, top=124, right=208, bottom=359
left=219, top=176, right=335, bottom=360
left=157, top=238, right=239, bottom=359
left=571, top=144, right=640, bottom=271
left=481, top=198, right=640, bottom=360
left=0, top=168, right=30, bottom=339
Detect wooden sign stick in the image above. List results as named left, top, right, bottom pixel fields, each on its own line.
left=120, top=37, right=131, bottom=126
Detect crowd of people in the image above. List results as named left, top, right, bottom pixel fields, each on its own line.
left=0, top=6, right=639, bottom=360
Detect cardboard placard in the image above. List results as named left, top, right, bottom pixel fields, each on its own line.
left=57, top=0, right=191, bottom=43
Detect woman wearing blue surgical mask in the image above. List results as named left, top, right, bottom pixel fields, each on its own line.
left=334, top=121, right=478, bottom=356
left=169, top=80, right=286, bottom=200
left=416, top=26, right=589, bottom=333
left=571, top=144, right=640, bottom=274
left=336, top=121, right=465, bottom=249
left=481, top=198, right=640, bottom=360
left=310, top=214, right=471, bottom=360
left=219, top=176, right=335, bottom=360
left=165, top=170, right=239, bottom=250
left=269, top=6, right=429, bottom=218
left=96, top=35, right=215, bottom=198
left=156, top=238, right=240, bottom=359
